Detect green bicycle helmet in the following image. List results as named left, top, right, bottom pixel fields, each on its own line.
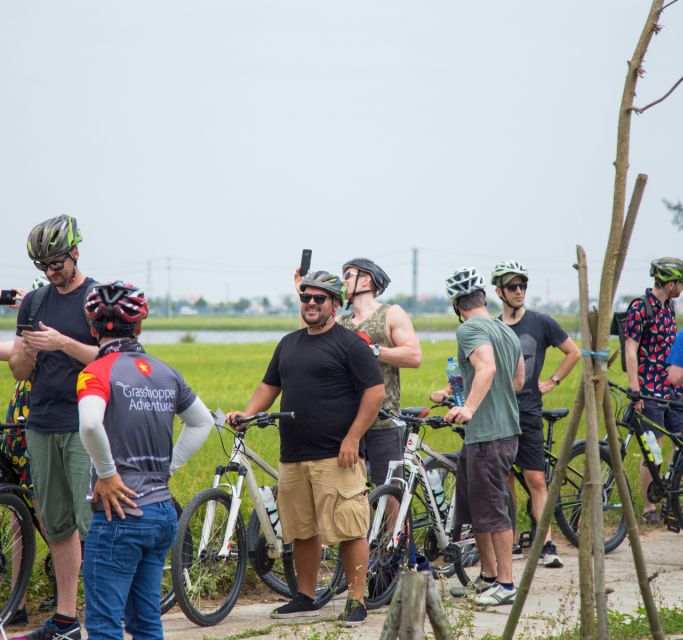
left=300, top=270, right=345, bottom=303
left=27, top=215, right=82, bottom=261
left=650, top=257, right=683, bottom=283
left=491, top=259, right=529, bottom=287
left=446, top=267, right=486, bottom=301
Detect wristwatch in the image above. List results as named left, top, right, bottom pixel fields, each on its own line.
left=551, top=374, right=561, bottom=386
left=371, top=343, right=380, bottom=358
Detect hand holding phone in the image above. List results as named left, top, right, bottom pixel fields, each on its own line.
left=16, top=324, right=35, bottom=335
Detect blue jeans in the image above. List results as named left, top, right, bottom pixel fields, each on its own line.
left=83, top=500, right=177, bottom=640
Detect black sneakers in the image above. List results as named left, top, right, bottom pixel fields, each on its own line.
left=337, top=598, right=367, bottom=627
left=271, top=593, right=319, bottom=619
left=10, top=617, right=81, bottom=639
left=538, top=541, right=563, bottom=568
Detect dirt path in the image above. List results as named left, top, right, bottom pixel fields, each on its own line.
left=158, top=528, right=683, bottom=639
left=7, top=528, right=682, bottom=639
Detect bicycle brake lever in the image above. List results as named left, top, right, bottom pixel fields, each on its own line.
left=213, top=408, right=227, bottom=429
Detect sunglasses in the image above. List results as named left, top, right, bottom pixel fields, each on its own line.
left=343, top=270, right=359, bottom=281
left=34, top=255, right=70, bottom=272
left=503, top=282, right=528, bottom=292
left=300, top=293, right=330, bottom=304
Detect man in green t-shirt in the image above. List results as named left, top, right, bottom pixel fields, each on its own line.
left=432, top=266, right=524, bottom=606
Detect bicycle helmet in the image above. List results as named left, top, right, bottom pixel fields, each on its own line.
left=27, top=215, right=82, bottom=262
left=342, top=258, right=391, bottom=296
left=85, top=281, right=148, bottom=336
left=491, top=259, right=529, bottom=287
left=650, top=257, right=683, bottom=283
left=300, top=271, right=345, bottom=303
left=446, top=267, right=486, bottom=301
left=31, top=275, right=49, bottom=290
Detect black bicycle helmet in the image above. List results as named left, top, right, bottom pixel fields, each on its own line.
left=85, top=281, right=148, bottom=336
left=27, top=215, right=82, bottom=261
left=300, top=271, right=345, bottom=303
left=342, top=258, right=391, bottom=296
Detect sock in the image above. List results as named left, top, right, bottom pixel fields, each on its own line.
left=480, top=574, right=496, bottom=584
left=498, top=581, right=514, bottom=591
left=53, top=614, right=77, bottom=629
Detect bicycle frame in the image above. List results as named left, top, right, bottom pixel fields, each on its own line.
left=369, top=420, right=458, bottom=555
left=200, top=409, right=282, bottom=560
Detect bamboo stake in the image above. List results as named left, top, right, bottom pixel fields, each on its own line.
left=502, top=385, right=585, bottom=639
left=577, top=247, right=609, bottom=639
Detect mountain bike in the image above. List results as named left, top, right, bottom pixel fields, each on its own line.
left=170, top=409, right=344, bottom=627
left=0, top=420, right=180, bottom=622
left=365, top=404, right=488, bottom=608
left=512, top=407, right=627, bottom=554
left=608, top=381, right=683, bottom=532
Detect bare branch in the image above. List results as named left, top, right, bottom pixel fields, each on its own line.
left=631, top=76, right=683, bottom=113
left=662, top=0, right=679, bottom=10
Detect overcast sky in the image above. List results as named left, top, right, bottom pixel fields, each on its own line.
left=1, top=1, right=681, bottom=306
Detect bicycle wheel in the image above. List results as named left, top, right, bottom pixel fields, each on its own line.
left=555, top=442, right=627, bottom=554
left=669, top=465, right=683, bottom=526
left=452, top=483, right=514, bottom=587
left=171, top=488, right=247, bottom=626
left=366, top=484, right=411, bottom=609
left=160, top=496, right=182, bottom=615
left=415, top=454, right=459, bottom=577
left=0, top=491, right=36, bottom=624
left=246, top=509, right=292, bottom=598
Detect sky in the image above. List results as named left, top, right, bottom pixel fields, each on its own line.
left=1, top=1, right=681, bottom=306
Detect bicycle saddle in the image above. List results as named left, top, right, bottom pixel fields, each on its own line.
left=542, top=408, right=569, bottom=420
left=400, top=407, right=430, bottom=419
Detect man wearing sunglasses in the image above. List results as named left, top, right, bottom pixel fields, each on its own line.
left=228, top=271, right=384, bottom=627
left=491, top=260, right=580, bottom=569
left=9, top=215, right=98, bottom=640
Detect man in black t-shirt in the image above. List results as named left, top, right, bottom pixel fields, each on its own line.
left=228, top=271, right=385, bottom=627
left=10, top=216, right=99, bottom=640
left=491, top=260, right=580, bottom=569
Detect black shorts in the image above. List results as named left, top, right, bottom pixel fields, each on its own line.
left=455, top=436, right=518, bottom=534
left=364, top=427, right=405, bottom=486
left=514, top=412, right=545, bottom=472
left=641, top=398, right=683, bottom=438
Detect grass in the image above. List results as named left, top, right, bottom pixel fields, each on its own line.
left=0, top=336, right=662, bottom=617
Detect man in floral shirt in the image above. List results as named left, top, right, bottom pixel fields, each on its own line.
left=624, top=257, right=683, bottom=525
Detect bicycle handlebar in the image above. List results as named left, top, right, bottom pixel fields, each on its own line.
left=233, top=411, right=295, bottom=427
left=608, top=380, right=683, bottom=410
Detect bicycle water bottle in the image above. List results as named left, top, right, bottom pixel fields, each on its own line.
left=426, top=469, right=446, bottom=513
left=446, top=357, right=465, bottom=406
left=644, top=431, right=663, bottom=465
left=260, top=486, right=281, bottom=532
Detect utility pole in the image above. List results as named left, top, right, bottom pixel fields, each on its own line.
left=146, top=259, right=152, bottom=300
left=411, top=248, right=418, bottom=317
left=166, top=256, right=172, bottom=318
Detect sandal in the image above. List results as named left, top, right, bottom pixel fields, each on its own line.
left=642, top=509, right=662, bottom=526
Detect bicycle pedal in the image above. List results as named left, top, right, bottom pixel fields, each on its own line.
left=518, top=531, right=533, bottom=549
left=667, top=523, right=681, bottom=534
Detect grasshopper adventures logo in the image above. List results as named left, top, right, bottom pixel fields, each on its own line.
left=115, top=381, right=176, bottom=412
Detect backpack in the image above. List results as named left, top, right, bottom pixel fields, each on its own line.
left=26, top=279, right=98, bottom=328
left=609, top=296, right=654, bottom=372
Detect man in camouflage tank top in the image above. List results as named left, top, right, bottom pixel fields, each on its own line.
left=338, top=258, right=421, bottom=485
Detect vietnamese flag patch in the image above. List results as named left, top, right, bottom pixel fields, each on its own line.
left=135, top=359, right=152, bottom=376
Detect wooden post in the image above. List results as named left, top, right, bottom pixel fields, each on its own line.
left=503, top=385, right=585, bottom=639
left=576, top=247, right=609, bottom=639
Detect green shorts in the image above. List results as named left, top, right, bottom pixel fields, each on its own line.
left=26, top=430, right=92, bottom=542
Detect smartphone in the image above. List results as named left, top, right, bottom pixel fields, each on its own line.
left=300, top=249, right=312, bottom=278
left=16, top=324, right=35, bottom=335
left=0, top=290, right=16, bottom=305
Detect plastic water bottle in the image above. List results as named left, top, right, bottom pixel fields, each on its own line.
left=446, top=357, right=465, bottom=406
left=426, top=470, right=446, bottom=513
left=644, top=431, right=663, bottom=465
left=260, top=486, right=280, bottom=531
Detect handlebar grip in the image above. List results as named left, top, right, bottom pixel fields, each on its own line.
left=269, top=412, right=295, bottom=420
left=233, top=416, right=250, bottom=426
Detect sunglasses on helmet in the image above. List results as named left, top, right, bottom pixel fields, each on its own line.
left=299, top=293, right=330, bottom=304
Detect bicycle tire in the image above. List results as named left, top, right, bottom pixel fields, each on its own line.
left=171, top=488, right=247, bottom=626
left=159, top=496, right=182, bottom=615
left=555, top=442, right=627, bottom=554
left=365, top=484, right=411, bottom=609
left=246, top=509, right=292, bottom=598
left=416, top=454, right=459, bottom=577
left=0, top=491, right=36, bottom=624
left=452, top=483, right=514, bottom=587
left=669, top=465, right=683, bottom=526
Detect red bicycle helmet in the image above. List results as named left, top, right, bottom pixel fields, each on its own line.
left=85, top=281, right=148, bottom=336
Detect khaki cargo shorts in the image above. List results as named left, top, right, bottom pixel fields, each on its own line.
left=277, top=457, right=369, bottom=545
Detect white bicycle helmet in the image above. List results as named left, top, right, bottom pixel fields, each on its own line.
left=491, top=260, right=529, bottom=287
left=446, top=267, right=486, bottom=301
